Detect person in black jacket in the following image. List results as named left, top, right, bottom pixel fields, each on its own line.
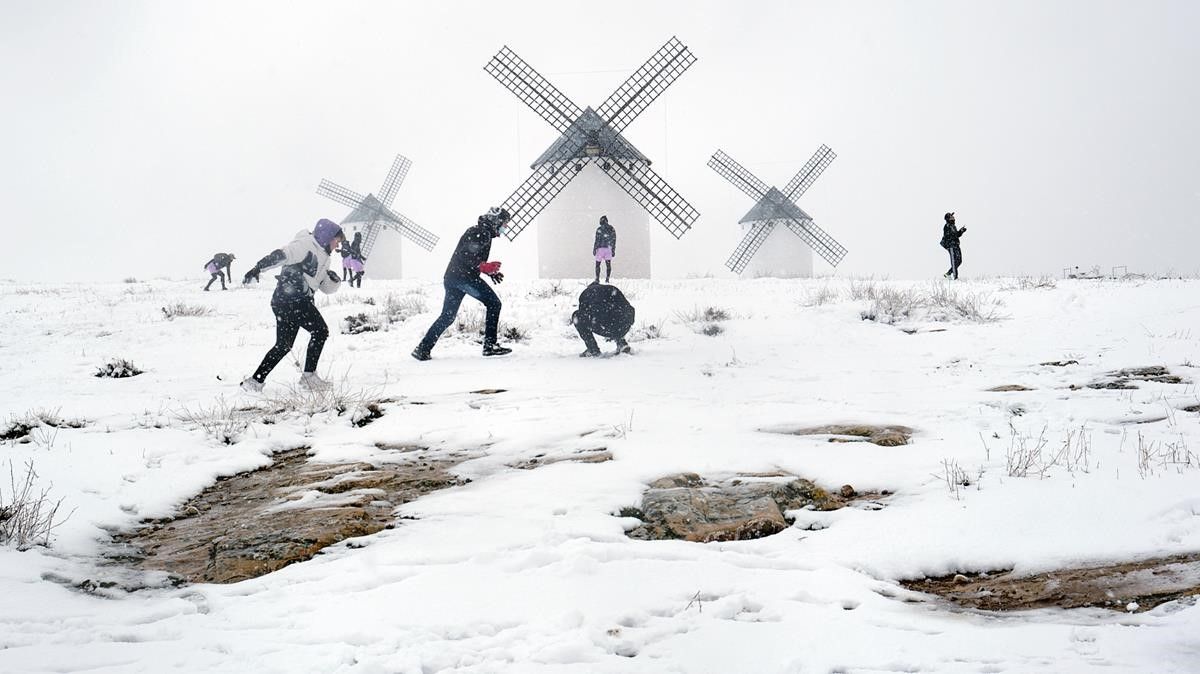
left=412, top=207, right=513, bottom=360
left=593, top=215, right=616, bottom=283
left=203, top=253, right=235, bottom=291
left=939, top=212, right=967, bottom=280
left=572, top=281, right=635, bottom=357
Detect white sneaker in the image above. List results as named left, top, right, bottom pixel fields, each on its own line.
left=299, top=372, right=333, bottom=392
left=239, top=377, right=264, bottom=393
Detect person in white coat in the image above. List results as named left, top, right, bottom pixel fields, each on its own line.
left=240, top=219, right=344, bottom=392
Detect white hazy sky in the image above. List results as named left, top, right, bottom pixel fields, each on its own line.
left=3, top=0, right=1198, bottom=282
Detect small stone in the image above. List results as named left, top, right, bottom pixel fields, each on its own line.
left=953, top=574, right=971, bottom=585
left=839, top=485, right=856, bottom=498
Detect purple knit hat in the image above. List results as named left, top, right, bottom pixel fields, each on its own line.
left=313, top=219, right=344, bottom=247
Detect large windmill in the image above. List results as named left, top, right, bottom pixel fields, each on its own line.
left=316, top=154, right=438, bottom=280
left=484, top=37, right=699, bottom=278
left=709, top=145, right=847, bottom=277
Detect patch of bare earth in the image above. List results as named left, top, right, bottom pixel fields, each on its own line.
left=510, top=447, right=612, bottom=470
left=988, top=384, right=1034, bottom=392
left=625, top=472, right=887, bottom=543
left=109, top=446, right=473, bottom=584
left=901, top=552, right=1200, bottom=612
left=763, top=423, right=913, bottom=447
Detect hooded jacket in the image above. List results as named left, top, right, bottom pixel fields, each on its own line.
left=444, top=222, right=494, bottom=281
left=253, top=230, right=341, bottom=300
left=575, top=283, right=635, bottom=338
left=593, top=221, right=617, bottom=254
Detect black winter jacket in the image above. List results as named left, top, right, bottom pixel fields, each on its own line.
left=593, top=223, right=616, bottom=254
left=444, top=223, right=494, bottom=281
left=940, top=222, right=965, bottom=249
left=575, top=283, right=635, bottom=338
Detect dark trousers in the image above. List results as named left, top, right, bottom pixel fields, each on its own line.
left=594, top=260, right=611, bottom=282
left=418, top=277, right=501, bottom=352
left=204, top=271, right=226, bottom=290
left=946, top=245, right=963, bottom=279
left=252, top=297, right=328, bottom=382
left=576, top=322, right=629, bottom=354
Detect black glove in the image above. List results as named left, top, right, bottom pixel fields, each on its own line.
left=243, top=267, right=260, bottom=284
left=488, top=272, right=504, bottom=285
left=959, top=227, right=967, bottom=234
left=327, top=271, right=341, bottom=283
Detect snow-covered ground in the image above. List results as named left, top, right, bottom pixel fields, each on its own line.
left=2, top=276, right=1199, bottom=673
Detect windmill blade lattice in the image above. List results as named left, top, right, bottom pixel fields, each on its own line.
left=500, top=159, right=593, bottom=241
left=603, top=158, right=698, bottom=239
left=725, top=221, right=776, bottom=273
left=487, top=37, right=700, bottom=241
left=484, top=46, right=584, bottom=133
left=316, top=180, right=368, bottom=210
left=708, top=150, right=769, bottom=201
left=376, top=155, right=412, bottom=208
left=316, top=154, right=438, bottom=259
left=597, top=36, right=697, bottom=133
left=373, top=205, right=439, bottom=252
left=783, top=144, right=836, bottom=201
left=781, top=216, right=847, bottom=267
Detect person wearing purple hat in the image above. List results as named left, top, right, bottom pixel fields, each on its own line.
left=239, top=219, right=345, bottom=392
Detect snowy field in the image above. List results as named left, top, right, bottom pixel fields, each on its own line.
left=2, top=276, right=1200, bottom=673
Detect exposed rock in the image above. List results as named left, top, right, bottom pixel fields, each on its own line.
left=626, top=474, right=879, bottom=543
left=1084, top=365, right=1186, bottom=390
left=1039, top=360, right=1079, bottom=367
left=110, top=446, right=472, bottom=584
left=988, top=384, right=1034, bottom=392
left=510, top=447, right=612, bottom=470
left=763, top=424, right=913, bottom=447
left=901, top=552, right=1200, bottom=612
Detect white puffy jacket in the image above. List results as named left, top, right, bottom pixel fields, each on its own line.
left=259, top=230, right=341, bottom=300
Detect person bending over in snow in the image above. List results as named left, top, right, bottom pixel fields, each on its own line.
left=593, top=215, right=616, bottom=284
left=939, top=212, right=967, bottom=280
left=239, top=219, right=344, bottom=392
left=412, top=207, right=513, bottom=361
left=572, top=281, right=635, bottom=357
left=203, top=253, right=235, bottom=291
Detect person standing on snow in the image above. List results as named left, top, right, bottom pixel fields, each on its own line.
left=593, top=215, right=616, bottom=284
left=572, top=281, right=635, bottom=357
left=239, top=219, right=345, bottom=392
left=940, top=212, right=967, bottom=280
left=412, top=207, right=513, bottom=361
left=203, top=253, right=235, bottom=291
left=344, top=231, right=366, bottom=288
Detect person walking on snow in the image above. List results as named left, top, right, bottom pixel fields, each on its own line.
left=412, top=207, right=513, bottom=361
left=239, top=219, right=345, bottom=392
left=203, top=253, right=235, bottom=291
left=572, top=281, right=635, bottom=357
left=339, top=235, right=354, bottom=282
left=940, top=212, right=967, bottom=280
left=593, top=215, right=616, bottom=283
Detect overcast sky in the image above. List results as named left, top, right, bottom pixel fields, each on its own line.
left=4, top=0, right=1198, bottom=282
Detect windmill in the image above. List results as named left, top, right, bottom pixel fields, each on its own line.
left=484, top=37, right=699, bottom=278
left=709, top=145, right=847, bottom=277
left=316, top=154, right=438, bottom=280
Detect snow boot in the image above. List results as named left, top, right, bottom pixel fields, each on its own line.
left=580, top=349, right=601, bottom=358
left=240, top=377, right=264, bottom=394
left=299, top=372, right=333, bottom=392
left=482, top=344, right=512, bottom=357
left=411, top=347, right=432, bottom=362
left=616, top=343, right=632, bottom=355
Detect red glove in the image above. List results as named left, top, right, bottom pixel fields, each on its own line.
left=479, top=261, right=502, bottom=274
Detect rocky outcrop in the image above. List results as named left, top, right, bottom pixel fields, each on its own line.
left=626, top=473, right=872, bottom=543
left=763, top=424, right=913, bottom=447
